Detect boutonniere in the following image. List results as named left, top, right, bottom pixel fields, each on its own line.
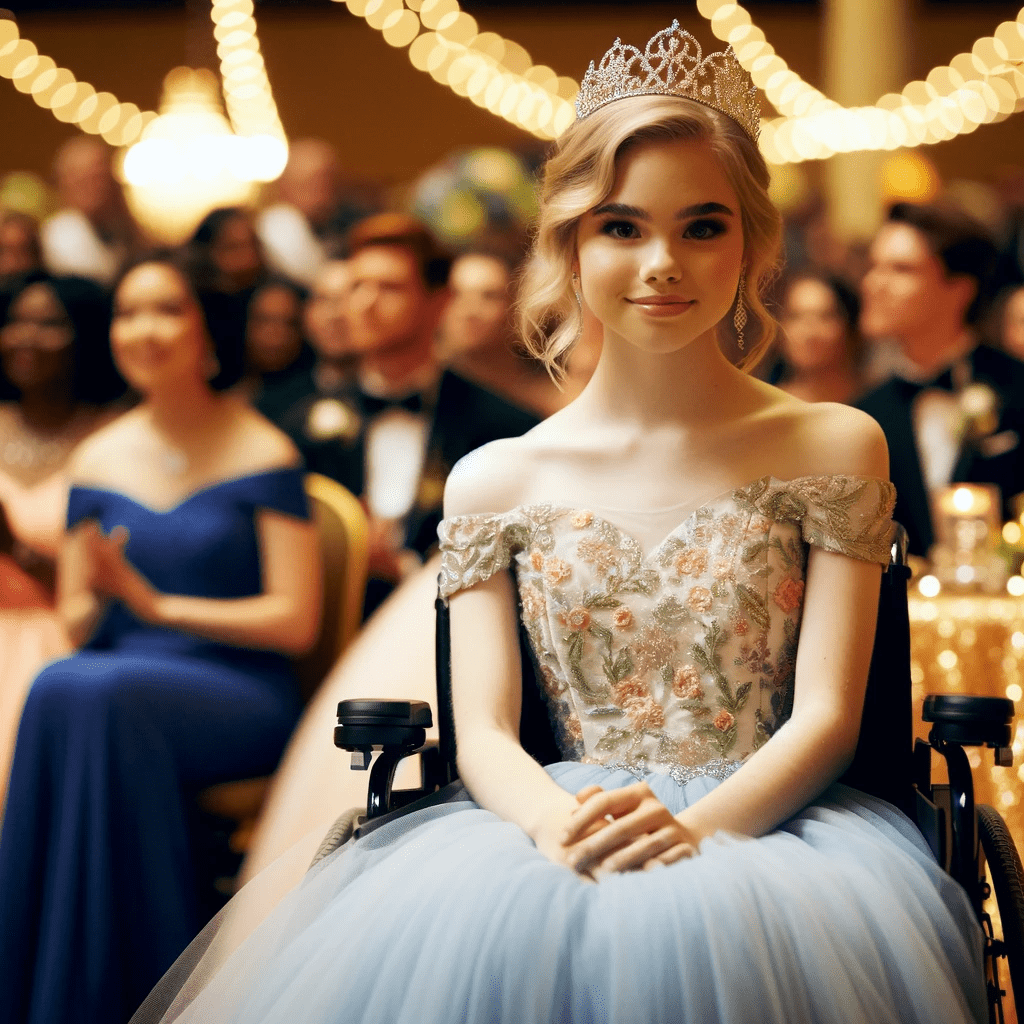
left=305, top=398, right=362, bottom=444
left=957, top=382, right=1001, bottom=443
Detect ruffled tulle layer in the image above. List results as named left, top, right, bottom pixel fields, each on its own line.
left=142, top=764, right=987, bottom=1024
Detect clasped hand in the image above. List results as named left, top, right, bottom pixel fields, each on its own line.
left=79, top=521, right=159, bottom=622
left=543, top=781, right=699, bottom=879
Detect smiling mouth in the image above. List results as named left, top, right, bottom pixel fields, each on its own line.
left=628, top=296, right=695, bottom=306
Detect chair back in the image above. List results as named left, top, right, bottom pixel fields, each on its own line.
left=294, top=473, right=370, bottom=703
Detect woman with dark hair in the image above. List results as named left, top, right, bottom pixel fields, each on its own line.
left=239, top=277, right=316, bottom=423
left=0, top=211, right=44, bottom=284
left=0, top=258, right=322, bottom=1024
left=0, top=273, right=122, bottom=809
left=186, top=207, right=267, bottom=296
left=776, top=270, right=865, bottom=404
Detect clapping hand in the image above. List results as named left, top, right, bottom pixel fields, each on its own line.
left=561, top=781, right=699, bottom=877
left=79, top=521, right=159, bottom=622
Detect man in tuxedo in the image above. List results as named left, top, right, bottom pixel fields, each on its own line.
left=856, top=202, right=1024, bottom=556
left=283, top=213, right=538, bottom=612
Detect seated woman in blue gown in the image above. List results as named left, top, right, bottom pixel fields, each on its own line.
left=132, top=22, right=985, bottom=1024
left=0, top=257, right=322, bottom=1024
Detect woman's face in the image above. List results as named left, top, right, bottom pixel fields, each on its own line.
left=247, top=284, right=303, bottom=374
left=111, top=263, right=211, bottom=394
left=0, top=283, right=75, bottom=395
left=211, top=214, right=263, bottom=290
left=780, top=279, right=850, bottom=373
left=575, top=137, right=745, bottom=356
left=441, top=254, right=511, bottom=356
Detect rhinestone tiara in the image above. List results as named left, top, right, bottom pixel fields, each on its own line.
left=575, top=20, right=761, bottom=142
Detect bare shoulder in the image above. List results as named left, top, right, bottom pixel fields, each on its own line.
left=228, top=403, right=301, bottom=471
left=68, top=408, right=143, bottom=485
left=788, top=401, right=889, bottom=479
left=443, top=434, right=539, bottom=518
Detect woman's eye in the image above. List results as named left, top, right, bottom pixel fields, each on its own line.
left=601, top=220, right=639, bottom=240
left=684, top=219, right=727, bottom=241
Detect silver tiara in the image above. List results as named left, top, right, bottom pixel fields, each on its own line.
left=575, top=20, right=761, bottom=142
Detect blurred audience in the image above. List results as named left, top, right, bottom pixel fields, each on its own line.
left=40, top=136, right=141, bottom=286
left=256, top=139, right=373, bottom=288
left=0, top=257, right=321, bottom=1024
left=995, top=284, right=1024, bottom=362
left=775, top=270, right=864, bottom=405
left=856, top=202, right=1024, bottom=556
left=280, top=213, right=537, bottom=613
left=0, top=211, right=43, bottom=284
left=439, top=250, right=562, bottom=416
left=0, top=273, right=122, bottom=808
left=240, top=278, right=316, bottom=422
left=186, top=206, right=267, bottom=297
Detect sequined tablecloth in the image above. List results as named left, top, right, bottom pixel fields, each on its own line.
left=909, top=594, right=1024, bottom=843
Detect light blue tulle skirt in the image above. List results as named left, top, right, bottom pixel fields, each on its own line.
left=152, top=764, right=987, bottom=1024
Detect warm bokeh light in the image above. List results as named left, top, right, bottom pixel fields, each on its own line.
left=919, top=575, right=942, bottom=599
left=0, top=16, right=155, bottom=145
left=1005, top=523, right=1024, bottom=546
left=121, top=68, right=267, bottom=244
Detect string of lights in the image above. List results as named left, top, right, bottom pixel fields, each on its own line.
left=0, top=15, right=155, bottom=146
left=695, top=0, right=1024, bottom=163
left=337, top=0, right=577, bottom=141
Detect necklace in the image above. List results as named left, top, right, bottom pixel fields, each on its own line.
left=0, top=406, right=92, bottom=475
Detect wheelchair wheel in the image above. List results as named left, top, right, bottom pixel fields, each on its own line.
left=978, top=804, right=1024, bottom=1019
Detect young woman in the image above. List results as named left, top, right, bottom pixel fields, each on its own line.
left=134, top=24, right=984, bottom=1024
left=0, top=258, right=322, bottom=1024
left=775, top=269, right=865, bottom=404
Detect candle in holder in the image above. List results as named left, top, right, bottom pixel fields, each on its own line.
left=931, top=483, right=1006, bottom=591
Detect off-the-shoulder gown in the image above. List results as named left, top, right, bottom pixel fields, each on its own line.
left=0, top=467, right=311, bottom=1024
left=139, top=474, right=985, bottom=1024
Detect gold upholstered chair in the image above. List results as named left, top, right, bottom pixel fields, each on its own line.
left=197, top=473, right=369, bottom=863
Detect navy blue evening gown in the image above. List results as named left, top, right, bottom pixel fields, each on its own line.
left=0, top=467, right=310, bottom=1024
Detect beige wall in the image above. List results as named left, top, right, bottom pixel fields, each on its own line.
left=1, top=4, right=1021, bottom=194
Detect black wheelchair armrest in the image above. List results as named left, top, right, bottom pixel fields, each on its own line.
left=923, top=695, right=1014, bottom=766
left=335, top=699, right=434, bottom=819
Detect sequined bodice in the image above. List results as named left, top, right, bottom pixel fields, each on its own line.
left=438, top=475, right=895, bottom=783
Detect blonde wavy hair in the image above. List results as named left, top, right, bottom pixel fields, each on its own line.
left=518, top=95, right=782, bottom=378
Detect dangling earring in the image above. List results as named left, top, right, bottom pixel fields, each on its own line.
left=571, top=272, right=584, bottom=346
left=733, top=266, right=747, bottom=352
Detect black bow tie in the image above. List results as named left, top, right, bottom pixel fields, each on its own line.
left=359, top=391, right=425, bottom=417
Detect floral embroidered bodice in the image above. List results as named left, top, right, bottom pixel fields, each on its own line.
left=438, top=474, right=895, bottom=783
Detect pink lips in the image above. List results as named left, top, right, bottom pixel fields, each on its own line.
left=628, top=295, right=696, bottom=317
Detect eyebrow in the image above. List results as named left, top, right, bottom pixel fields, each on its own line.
left=591, top=201, right=735, bottom=220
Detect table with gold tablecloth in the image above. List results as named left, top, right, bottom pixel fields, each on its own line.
left=909, top=593, right=1024, bottom=845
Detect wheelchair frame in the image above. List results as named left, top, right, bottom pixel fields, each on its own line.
left=334, top=528, right=1023, bottom=1023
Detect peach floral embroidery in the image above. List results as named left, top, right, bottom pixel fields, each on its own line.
left=572, top=511, right=594, bottom=529
left=520, top=583, right=545, bottom=621
left=712, top=557, right=734, bottom=581
left=713, top=710, right=735, bottom=732
left=623, top=695, right=665, bottom=731
left=733, top=618, right=749, bottom=636
left=565, top=714, right=583, bottom=741
left=612, top=674, right=650, bottom=706
left=545, top=557, right=572, bottom=585
left=773, top=577, right=805, bottom=614
left=692, top=524, right=713, bottom=545
left=688, top=587, right=713, bottom=614
left=577, top=536, right=618, bottom=577
left=672, top=665, right=704, bottom=701
left=612, top=607, right=634, bottom=630
left=674, top=547, right=707, bottom=577
left=529, top=549, right=544, bottom=572
left=559, top=606, right=591, bottom=632
left=632, top=624, right=677, bottom=672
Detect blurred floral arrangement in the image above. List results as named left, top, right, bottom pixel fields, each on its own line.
left=407, top=146, right=538, bottom=251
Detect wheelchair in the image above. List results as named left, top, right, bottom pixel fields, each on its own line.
left=333, top=526, right=1024, bottom=1024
